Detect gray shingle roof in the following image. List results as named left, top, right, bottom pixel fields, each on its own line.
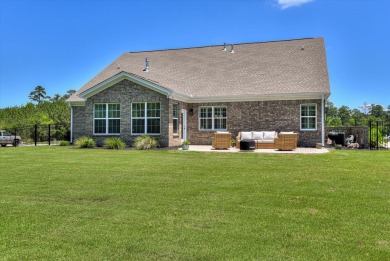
left=67, top=37, right=330, bottom=103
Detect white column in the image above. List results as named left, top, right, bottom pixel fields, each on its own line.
left=321, top=94, right=325, bottom=146
left=70, top=106, right=73, bottom=143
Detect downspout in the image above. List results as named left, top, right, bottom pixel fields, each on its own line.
left=70, top=106, right=73, bottom=143
left=321, top=94, right=325, bottom=146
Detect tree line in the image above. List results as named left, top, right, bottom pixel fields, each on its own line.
left=0, top=86, right=75, bottom=141
left=325, top=101, right=390, bottom=126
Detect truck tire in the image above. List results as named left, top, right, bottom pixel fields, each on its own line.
left=1, top=144, right=6, bottom=147
left=12, top=140, right=20, bottom=147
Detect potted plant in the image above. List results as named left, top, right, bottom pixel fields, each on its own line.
left=231, top=139, right=236, bottom=148
left=182, top=140, right=190, bottom=150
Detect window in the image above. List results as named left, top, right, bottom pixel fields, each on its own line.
left=132, top=102, right=160, bottom=134
left=94, top=103, right=120, bottom=134
left=173, top=104, right=179, bottom=134
left=300, top=104, right=317, bottom=130
left=199, top=106, right=227, bottom=130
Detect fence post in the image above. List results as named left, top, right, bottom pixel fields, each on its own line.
left=48, top=124, right=51, bottom=146
left=34, top=125, right=37, bottom=146
left=369, top=121, right=372, bottom=150
left=376, top=121, right=379, bottom=150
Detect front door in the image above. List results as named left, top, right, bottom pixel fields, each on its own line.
left=181, top=109, right=187, bottom=142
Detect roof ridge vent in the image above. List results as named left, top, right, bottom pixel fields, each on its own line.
left=143, top=58, right=149, bottom=72
left=222, top=43, right=227, bottom=52
left=230, top=44, right=235, bottom=54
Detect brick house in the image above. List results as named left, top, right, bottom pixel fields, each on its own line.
left=67, top=38, right=330, bottom=147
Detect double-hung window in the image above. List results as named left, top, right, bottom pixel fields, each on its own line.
left=132, top=102, right=161, bottom=134
left=173, top=104, right=179, bottom=134
left=300, top=104, right=317, bottom=130
left=94, top=103, right=120, bottom=134
left=199, top=106, right=227, bottom=130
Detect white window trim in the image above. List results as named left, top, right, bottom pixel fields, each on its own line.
left=199, top=106, right=227, bottom=131
left=93, top=103, right=121, bottom=135
left=173, top=103, right=179, bottom=135
left=131, top=102, right=161, bottom=135
left=300, top=103, right=317, bottom=131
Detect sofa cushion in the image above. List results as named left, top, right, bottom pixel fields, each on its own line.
left=258, top=140, right=274, bottom=143
left=280, top=131, right=294, bottom=135
left=252, top=131, right=263, bottom=140
left=263, top=131, right=276, bottom=140
left=241, top=132, right=252, bottom=140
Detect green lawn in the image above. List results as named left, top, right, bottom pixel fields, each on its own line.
left=0, top=146, right=389, bottom=260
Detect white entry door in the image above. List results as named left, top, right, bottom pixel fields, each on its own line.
left=181, top=109, right=187, bottom=142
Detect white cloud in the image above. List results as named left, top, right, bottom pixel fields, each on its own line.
left=277, top=0, right=314, bottom=9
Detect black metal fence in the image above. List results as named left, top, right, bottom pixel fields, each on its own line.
left=4, top=124, right=70, bottom=146
left=369, top=121, right=390, bottom=150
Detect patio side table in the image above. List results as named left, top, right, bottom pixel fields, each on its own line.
left=240, top=139, right=256, bottom=150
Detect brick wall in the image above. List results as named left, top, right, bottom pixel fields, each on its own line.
left=72, top=79, right=170, bottom=147
left=72, top=106, right=86, bottom=143
left=187, top=99, right=323, bottom=147
left=72, top=79, right=324, bottom=147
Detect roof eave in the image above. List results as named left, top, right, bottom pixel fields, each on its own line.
left=178, top=92, right=330, bottom=103
left=67, top=100, right=86, bottom=106
left=69, top=91, right=330, bottom=106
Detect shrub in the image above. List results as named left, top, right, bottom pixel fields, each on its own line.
left=104, top=137, right=126, bottom=149
left=369, top=127, right=387, bottom=148
left=133, top=135, right=159, bottom=150
left=75, top=136, right=96, bottom=148
left=59, top=141, right=70, bottom=146
left=182, top=140, right=190, bottom=145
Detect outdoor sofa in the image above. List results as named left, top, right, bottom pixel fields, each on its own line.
left=236, top=131, right=278, bottom=149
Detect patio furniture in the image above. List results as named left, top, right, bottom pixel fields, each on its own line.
left=274, top=132, right=298, bottom=151
left=211, top=132, right=232, bottom=149
left=236, top=131, right=277, bottom=149
left=240, top=139, right=256, bottom=150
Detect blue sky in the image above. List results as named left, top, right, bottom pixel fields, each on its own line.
left=0, top=0, right=389, bottom=109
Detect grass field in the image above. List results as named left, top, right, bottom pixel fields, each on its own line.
left=0, top=146, right=389, bottom=260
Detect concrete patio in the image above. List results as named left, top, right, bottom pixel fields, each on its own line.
left=179, top=145, right=329, bottom=154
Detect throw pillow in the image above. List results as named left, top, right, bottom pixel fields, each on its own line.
left=263, top=131, right=276, bottom=140
left=241, top=132, right=252, bottom=140
left=252, top=131, right=263, bottom=140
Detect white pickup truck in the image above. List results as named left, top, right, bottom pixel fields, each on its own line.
left=0, top=130, right=21, bottom=147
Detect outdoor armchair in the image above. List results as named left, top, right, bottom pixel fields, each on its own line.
left=274, top=132, right=298, bottom=151
left=212, top=132, right=232, bottom=149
